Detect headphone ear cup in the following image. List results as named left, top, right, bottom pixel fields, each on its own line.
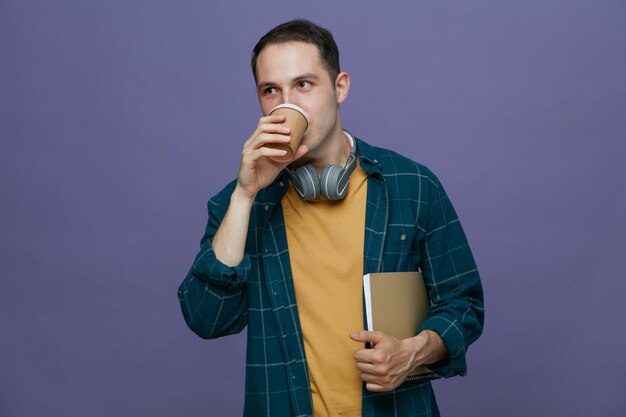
left=293, top=164, right=321, bottom=200
left=320, top=164, right=348, bottom=200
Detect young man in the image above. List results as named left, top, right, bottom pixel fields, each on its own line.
left=178, top=20, right=484, bottom=417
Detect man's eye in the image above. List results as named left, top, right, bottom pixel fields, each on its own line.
left=264, top=87, right=278, bottom=95
left=298, top=81, right=311, bottom=89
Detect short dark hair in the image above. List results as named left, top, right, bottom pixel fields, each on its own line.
left=251, top=19, right=340, bottom=83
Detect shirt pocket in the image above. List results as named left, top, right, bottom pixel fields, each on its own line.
left=382, top=226, right=420, bottom=272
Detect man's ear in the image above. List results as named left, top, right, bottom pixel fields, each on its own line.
left=335, top=71, right=350, bottom=104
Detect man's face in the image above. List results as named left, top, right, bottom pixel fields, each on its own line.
left=255, top=41, right=345, bottom=155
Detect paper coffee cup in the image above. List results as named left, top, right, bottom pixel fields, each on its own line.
left=267, top=103, right=309, bottom=163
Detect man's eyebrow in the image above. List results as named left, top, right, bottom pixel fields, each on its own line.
left=256, top=73, right=320, bottom=90
left=294, top=73, right=320, bottom=82
left=256, top=81, right=275, bottom=90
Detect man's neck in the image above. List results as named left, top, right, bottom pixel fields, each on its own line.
left=295, top=126, right=351, bottom=174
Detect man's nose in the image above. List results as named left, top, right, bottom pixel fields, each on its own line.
left=279, top=90, right=299, bottom=106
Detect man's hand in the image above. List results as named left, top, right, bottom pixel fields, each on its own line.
left=350, top=330, right=447, bottom=392
left=236, top=114, right=308, bottom=201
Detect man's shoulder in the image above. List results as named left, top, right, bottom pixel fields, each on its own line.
left=207, top=179, right=238, bottom=213
left=355, top=137, right=441, bottom=188
left=206, top=173, right=287, bottom=214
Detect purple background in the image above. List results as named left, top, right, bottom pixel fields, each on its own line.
left=2, top=1, right=625, bottom=416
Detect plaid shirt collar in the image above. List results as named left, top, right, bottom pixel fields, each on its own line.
left=265, top=133, right=385, bottom=201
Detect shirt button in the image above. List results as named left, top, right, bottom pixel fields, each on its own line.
left=373, top=159, right=378, bottom=164
left=292, top=375, right=296, bottom=379
left=265, top=249, right=269, bottom=254
left=282, top=334, right=287, bottom=338
left=400, top=233, right=406, bottom=241
left=264, top=205, right=270, bottom=211
left=279, top=181, right=284, bottom=187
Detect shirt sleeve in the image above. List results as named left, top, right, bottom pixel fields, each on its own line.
left=177, top=181, right=252, bottom=339
left=417, top=177, right=484, bottom=378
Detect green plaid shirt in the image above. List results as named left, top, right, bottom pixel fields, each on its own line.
left=178, top=136, right=484, bottom=416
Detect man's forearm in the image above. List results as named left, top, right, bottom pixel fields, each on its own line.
left=212, top=186, right=255, bottom=267
left=410, top=330, right=448, bottom=369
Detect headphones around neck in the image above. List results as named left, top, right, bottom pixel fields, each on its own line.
left=285, top=131, right=358, bottom=201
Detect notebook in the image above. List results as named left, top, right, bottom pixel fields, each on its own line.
left=363, top=271, right=440, bottom=382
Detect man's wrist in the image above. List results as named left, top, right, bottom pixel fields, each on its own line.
left=232, top=185, right=256, bottom=208
left=409, top=330, right=448, bottom=368
left=423, top=330, right=448, bottom=365
left=401, top=336, right=422, bottom=371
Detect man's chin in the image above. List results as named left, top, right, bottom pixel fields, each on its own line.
left=299, top=135, right=315, bottom=152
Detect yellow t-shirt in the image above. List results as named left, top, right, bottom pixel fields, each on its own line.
left=282, top=163, right=368, bottom=417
